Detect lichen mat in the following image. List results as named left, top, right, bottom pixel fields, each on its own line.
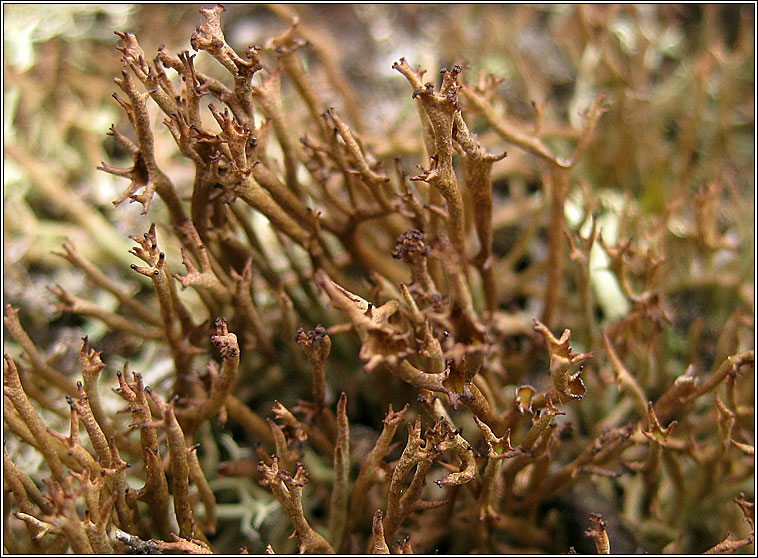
left=3, top=4, right=754, bottom=554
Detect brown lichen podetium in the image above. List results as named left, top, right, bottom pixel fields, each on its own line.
left=533, top=319, right=592, bottom=401
left=585, top=513, right=610, bottom=554
left=257, top=457, right=335, bottom=554
left=393, top=60, right=468, bottom=277
left=296, top=324, right=332, bottom=413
